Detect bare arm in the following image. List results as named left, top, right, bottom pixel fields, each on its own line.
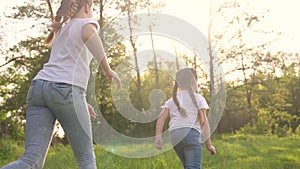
left=82, top=23, right=108, bottom=70
left=82, top=23, right=121, bottom=89
left=155, top=108, right=169, bottom=150
left=87, top=103, right=96, bottom=118
left=199, top=108, right=216, bottom=155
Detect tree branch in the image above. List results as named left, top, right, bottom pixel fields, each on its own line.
left=46, top=0, right=54, bottom=20
left=0, top=56, right=23, bottom=68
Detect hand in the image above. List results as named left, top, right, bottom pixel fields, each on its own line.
left=87, top=103, right=97, bottom=118
left=206, top=145, right=216, bottom=155
left=155, top=137, right=163, bottom=150
left=104, top=69, right=122, bottom=89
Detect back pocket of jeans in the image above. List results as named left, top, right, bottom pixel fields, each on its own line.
left=50, top=83, right=73, bottom=105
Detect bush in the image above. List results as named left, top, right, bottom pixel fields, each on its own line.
left=237, top=109, right=296, bottom=137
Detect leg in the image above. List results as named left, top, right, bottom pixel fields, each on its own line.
left=2, top=107, right=55, bottom=169
left=21, top=107, right=56, bottom=169
left=183, top=144, right=202, bottom=169
left=2, top=80, right=56, bottom=169
left=182, top=129, right=202, bottom=169
left=170, top=128, right=191, bottom=168
left=173, top=143, right=185, bottom=168
left=45, top=82, right=96, bottom=169
left=61, top=112, right=96, bottom=169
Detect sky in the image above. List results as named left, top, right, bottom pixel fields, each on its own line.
left=161, top=0, right=300, bottom=53
left=0, top=0, right=300, bottom=68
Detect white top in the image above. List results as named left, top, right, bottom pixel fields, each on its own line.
left=162, top=90, right=209, bottom=133
left=34, top=18, right=100, bottom=90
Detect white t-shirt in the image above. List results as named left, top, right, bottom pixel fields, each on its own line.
left=34, top=18, right=100, bottom=90
left=162, top=90, right=209, bottom=133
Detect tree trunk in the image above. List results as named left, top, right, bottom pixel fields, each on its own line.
left=126, top=1, right=143, bottom=111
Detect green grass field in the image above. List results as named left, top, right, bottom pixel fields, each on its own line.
left=1, top=134, right=300, bottom=169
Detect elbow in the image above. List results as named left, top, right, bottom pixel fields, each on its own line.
left=200, top=120, right=205, bottom=129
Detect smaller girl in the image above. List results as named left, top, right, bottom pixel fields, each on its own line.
left=155, top=68, right=216, bottom=169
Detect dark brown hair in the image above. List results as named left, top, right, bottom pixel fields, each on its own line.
left=45, top=0, right=92, bottom=45
left=172, top=68, right=199, bottom=117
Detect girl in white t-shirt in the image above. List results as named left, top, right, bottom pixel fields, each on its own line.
left=1, top=0, right=120, bottom=169
left=155, top=68, right=216, bottom=169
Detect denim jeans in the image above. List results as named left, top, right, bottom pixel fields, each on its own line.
left=1, top=80, right=96, bottom=169
left=170, top=128, right=202, bottom=169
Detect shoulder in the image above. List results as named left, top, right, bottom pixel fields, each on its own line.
left=162, top=98, right=174, bottom=109
left=195, top=93, right=209, bottom=109
left=194, top=93, right=208, bottom=104
left=195, top=93, right=206, bottom=100
left=81, top=19, right=100, bottom=42
left=70, top=18, right=99, bottom=31
left=166, top=98, right=174, bottom=105
left=83, top=18, right=100, bottom=30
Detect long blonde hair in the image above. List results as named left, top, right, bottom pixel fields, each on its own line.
left=45, top=0, right=92, bottom=45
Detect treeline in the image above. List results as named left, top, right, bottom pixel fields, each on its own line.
left=0, top=37, right=299, bottom=139
left=0, top=0, right=299, bottom=141
left=219, top=65, right=300, bottom=136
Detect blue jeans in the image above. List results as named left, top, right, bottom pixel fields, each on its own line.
left=170, top=128, right=202, bottom=169
left=1, top=80, right=96, bottom=169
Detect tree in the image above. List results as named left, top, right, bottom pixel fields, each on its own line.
left=0, top=37, right=51, bottom=138
left=209, top=0, right=282, bottom=131
left=0, top=0, right=62, bottom=138
left=87, top=0, right=165, bottom=138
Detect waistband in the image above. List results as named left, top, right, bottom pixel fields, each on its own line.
left=32, top=79, right=85, bottom=91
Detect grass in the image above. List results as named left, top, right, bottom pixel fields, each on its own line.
left=202, top=134, right=300, bottom=169
left=1, top=134, right=300, bottom=169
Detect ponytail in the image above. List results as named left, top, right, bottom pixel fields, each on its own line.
left=45, top=0, right=87, bottom=45
left=173, top=82, right=187, bottom=117
left=187, top=87, right=198, bottom=110
left=45, top=20, right=63, bottom=45
left=187, top=87, right=205, bottom=127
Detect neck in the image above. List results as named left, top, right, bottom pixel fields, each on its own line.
left=180, top=88, right=196, bottom=92
left=72, top=12, right=90, bottom=19
left=72, top=4, right=93, bottom=19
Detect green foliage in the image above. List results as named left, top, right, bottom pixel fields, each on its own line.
left=217, top=79, right=257, bottom=133
left=238, top=109, right=295, bottom=137
left=10, top=4, right=48, bottom=19
left=0, top=137, right=25, bottom=164
left=236, top=64, right=300, bottom=136
left=0, top=37, right=50, bottom=138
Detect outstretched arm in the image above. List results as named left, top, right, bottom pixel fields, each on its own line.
left=199, top=108, right=216, bottom=155
left=82, top=23, right=121, bottom=89
left=155, top=108, right=169, bottom=150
